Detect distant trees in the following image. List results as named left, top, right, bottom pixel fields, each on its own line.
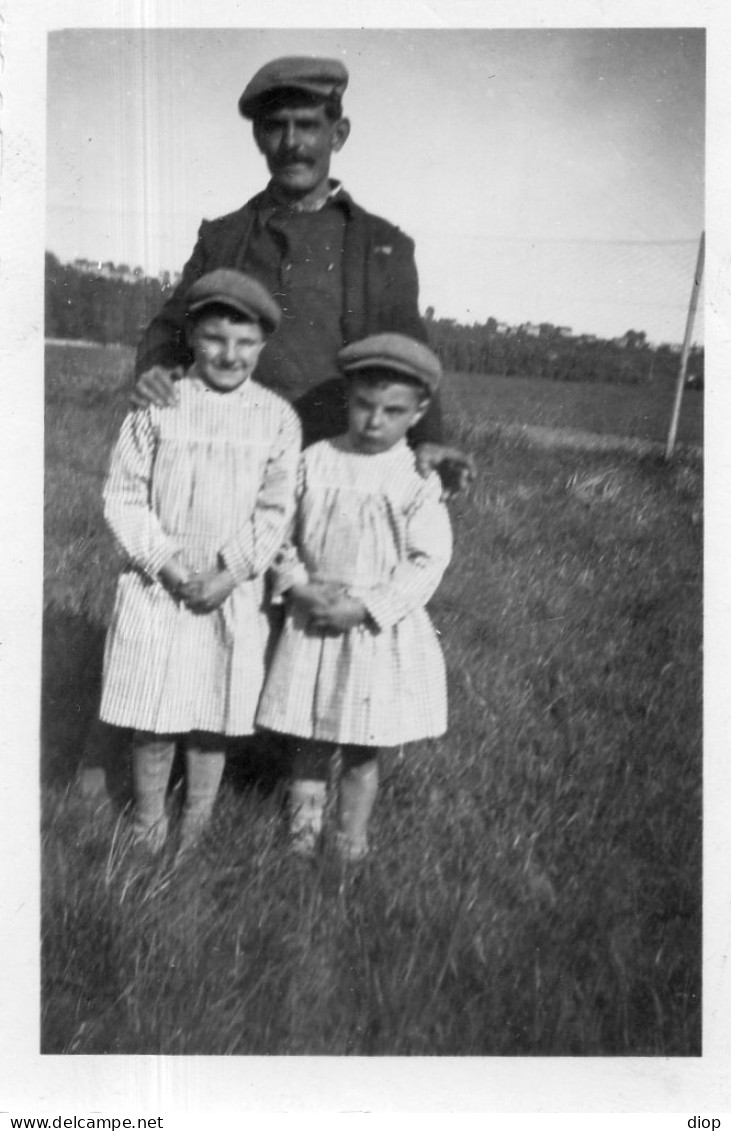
left=425, top=315, right=703, bottom=388
left=45, top=252, right=169, bottom=347
left=44, top=253, right=704, bottom=388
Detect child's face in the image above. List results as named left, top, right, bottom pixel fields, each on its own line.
left=191, top=311, right=266, bottom=392
left=347, top=375, right=428, bottom=454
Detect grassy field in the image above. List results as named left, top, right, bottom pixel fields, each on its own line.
left=42, top=343, right=702, bottom=1055
left=444, top=368, right=703, bottom=449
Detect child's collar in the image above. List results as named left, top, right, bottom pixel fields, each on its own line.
left=188, top=367, right=254, bottom=396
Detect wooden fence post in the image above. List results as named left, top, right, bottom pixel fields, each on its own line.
left=665, top=231, right=705, bottom=460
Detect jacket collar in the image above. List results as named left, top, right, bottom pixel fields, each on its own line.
left=254, top=180, right=356, bottom=223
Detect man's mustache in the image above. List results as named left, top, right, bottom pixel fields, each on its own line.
left=274, top=152, right=313, bottom=166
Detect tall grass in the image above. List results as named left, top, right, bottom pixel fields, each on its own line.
left=42, top=344, right=702, bottom=1055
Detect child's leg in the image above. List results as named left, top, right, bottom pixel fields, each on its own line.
left=177, top=732, right=227, bottom=857
left=132, top=731, right=176, bottom=851
left=288, top=738, right=335, bottom=856
left=337, top=745, right=381, bottom=861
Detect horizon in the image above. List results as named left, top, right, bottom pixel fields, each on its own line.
left=46, top=246, right=701, bottom=349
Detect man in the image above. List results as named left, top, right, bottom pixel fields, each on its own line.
left=134, top=55, right=474, bottom=481
left=80, top=55, right=473, bottom=802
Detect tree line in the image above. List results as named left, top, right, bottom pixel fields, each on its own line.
left=45, top=252, right=703, bottom=387
left=45, top=252, right=171, bottom=348
left=426, top=313, right=703, bottom=387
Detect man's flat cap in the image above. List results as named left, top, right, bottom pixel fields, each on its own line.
left=238, top=56, right=348, bottom=119
left=338, top=333, right=442, bottom=394
left=185, top=269, right=281, bottom=333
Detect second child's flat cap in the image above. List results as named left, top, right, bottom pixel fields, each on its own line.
left=238, top=56, right=349, bottom=118
left=185, top=270, right=281, bottom=333
left=338, top=333, right=443, bottom=394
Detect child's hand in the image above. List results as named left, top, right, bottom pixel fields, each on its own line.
left=159, top=556, right=192, bottom=596
left=288, top=579, right=347, bottom=615
left=309, top=593, right=368, bottom=633
left=179, top=566, right=236, bottom=612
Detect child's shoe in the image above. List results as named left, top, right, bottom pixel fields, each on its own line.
left=290, top=828, right=318, bottom=858
left=334, top=830, right=369, bottom=864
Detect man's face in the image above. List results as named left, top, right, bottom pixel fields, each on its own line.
left=254, top=102, right=350, bottom=201
left=347, top=376, right=428, bottom=455
left=191, top=312, right=266, bottom=393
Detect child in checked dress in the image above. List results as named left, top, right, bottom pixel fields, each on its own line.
left=256, top=333, right=453, bottom=860
left=100, top=270, right=300, bottom=857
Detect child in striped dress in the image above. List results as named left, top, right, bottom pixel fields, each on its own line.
left=100, top=270, right=300, bottom=857
left=256, top=333, right=452, bottom=860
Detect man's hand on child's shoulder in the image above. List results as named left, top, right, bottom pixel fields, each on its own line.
left=131, top=365, right=184, bottom=409
left=415, top=442, right=477, bottom=499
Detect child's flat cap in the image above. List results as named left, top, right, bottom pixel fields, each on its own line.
left=239, top=56, right=348, bottom=119
left=185, top=270, right=281, bottom=333
left=338, top=333, right=442, bottom=394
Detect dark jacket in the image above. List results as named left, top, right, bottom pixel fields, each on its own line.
left=135, top=188, right=442, bottom=445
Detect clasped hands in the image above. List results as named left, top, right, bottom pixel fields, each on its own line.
left=287, top=579, right=368, bottom=634
left=159, top=557, right=235, bottom=613
left=159, top=558, right=367, bottom=631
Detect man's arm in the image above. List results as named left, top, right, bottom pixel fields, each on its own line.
left=365, top=222, right=444, bottom=446
left=132, top=221, right=216, bottom=407
left=409, top=390, right=443, bottom=446
left=135, top=203, right=258, bottom=379
left=134, top=231, right=209, bottom=379
left=376, top=231, right=429, bottom=344
left=378, top=228, right=475, bottom=490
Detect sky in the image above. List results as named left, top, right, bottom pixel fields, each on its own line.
left=45, top=26, right=706, bottom=344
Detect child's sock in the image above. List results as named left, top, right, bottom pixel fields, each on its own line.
left=288, top=779, right=327, bottom=857
left=337, top=754, right=379, bottom=861
left=132, top=735, right=176, bottom=852
left=176, top=744, right=226, bottom=859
